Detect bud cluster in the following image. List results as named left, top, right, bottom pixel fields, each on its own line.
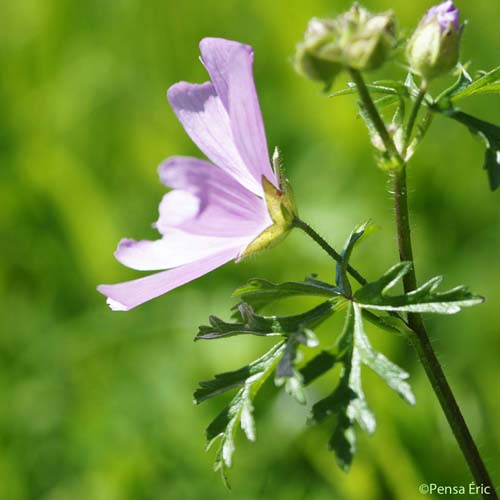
left=295, top=1, right=463, bottom=87
left=294, top=4, right=396, bottom=87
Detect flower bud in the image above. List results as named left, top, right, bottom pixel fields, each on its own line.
left=406, top=1, right=462, bottom=81
left=294, top=4, right=396, bottom=87
left=340, top=4, right=396, bottom=71
left=294, top=19, right=343, bottom=88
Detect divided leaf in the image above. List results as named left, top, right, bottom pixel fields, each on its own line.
left=275, top=331, right=316, bottom=404
left=336, top=222, right=378, bottom=295
left=194, top=343, right=286, bottom=404
left=354, top=262, right=485, bottom=314
left=330, top=80, right=408, bottom=99
left=197, top=300, right=342, bottom=341
left=352, top=304, right=415, bottom=406
left=434, top=66, right=473, bottom=107
left=450, top=66, right=500, bottom=101
left=443, top=110, right=500, bottom=191
left=205, top=343, right=286, bottom=484
left=233, top=276, right=341, bottom=311
left=300, top=350, right=337, bottom=386
left=310, top=303, right=415, bottom=470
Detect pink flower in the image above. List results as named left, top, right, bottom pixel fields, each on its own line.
left=98, top=38, right=294, bottom=311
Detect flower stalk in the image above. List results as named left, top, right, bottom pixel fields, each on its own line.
left=352, top=69, right=496, bottom=497
left=348, top=68, right=403, bottom=166
left=403, top=80, right=428, bottom=154
left=292, top=216, right=367, bottom=286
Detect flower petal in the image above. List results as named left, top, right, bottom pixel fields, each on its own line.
left=200, top=37, right=278, bottom=187
left=167, top=81, right=262, bottom=196
left=157, top=156, right=271, bottom=237
left=97, top=247, right=239, bottom=311
left=156, top=189, right=201, bottom=227
left=114, top=229, right=251, bottom=271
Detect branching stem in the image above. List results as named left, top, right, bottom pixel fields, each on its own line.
left=352, top=70, right=497, bottom=499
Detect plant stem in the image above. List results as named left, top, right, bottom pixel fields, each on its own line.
left=393, top=168, right=497, bottom=499
left=292, top=216, right=367, bottom=286
left=350, top=70, right=496, bottom=497
left=349, top=68, right=403, bottom=165
left=403, top=80, right=427, bottom=153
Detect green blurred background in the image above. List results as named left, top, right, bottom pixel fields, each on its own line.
left=1, top=0, right=499, bottom=499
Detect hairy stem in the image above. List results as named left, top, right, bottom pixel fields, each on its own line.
left=403, top=80, right=427, bottom=153
left=353, top=70, right=497, bottom=498
left=292, top=216, right=367, bottom=286
left=349, top=68, right=403, bottom=165
left=394, top=169, right=497, bottom=499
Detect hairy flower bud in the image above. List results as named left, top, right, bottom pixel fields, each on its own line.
left=294, top=19, right=343, bottom=88
left=406, top=1, right=462, bottom=81
left=294, top=3, right=396, bottom=87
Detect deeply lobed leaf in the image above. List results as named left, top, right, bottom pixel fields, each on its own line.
left=205, top=343, right=286, bottom=483
left=196, top=300, right=342, bottom=340
left=233, top=276, right=341, bottom=311
left=354, top=262, right=484, bottom=314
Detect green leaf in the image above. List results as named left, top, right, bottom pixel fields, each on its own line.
left=435, top=66, right=473, bottom=107
left=354, top=262, right=485, bottom=314
left=450, top=66, right=500, bottom=101
left=275, top=331, right=317, bottom=404
left=329, top=413, right=356, bottom=472
left=404, top=72, right=421, bottom=99
left=196, top=300, right=341, bottom=341
left=358, top=100, right=384, bottom=151
left=194, top=343, right=286, bottom=404
left=330, top=80, right=408, bottom=99
left=233, top=276, right=341, bottom=311
left=205, top=342, right=286, bottom=483
left=336, top=222, right=378, bottom=295
left=362, top=309, right=412, bottom=336
left=443, top=110, right=500, bottom=191
left=352, top=304, right=415, bottom=405
left=300, top=351, right=337, bottom=386
left=310, top=302, right=415, bottom=470
left=391, top=96, right=406, bottom=130
left=311, top=304, right=375, bottom=433
left=374, top=94, right=401, bottom=110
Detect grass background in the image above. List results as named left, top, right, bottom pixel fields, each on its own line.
left=1, top=0, right=499, bottom=498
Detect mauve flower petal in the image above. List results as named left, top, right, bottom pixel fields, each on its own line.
left=167, top=81, right=263, bottom=196
left=97, top=247, right=240, bottom=311
left=199, top=37, right=235, bottom=109
left=157, top=156, right=271, bottom=237
left=427, top=1, right=460, bottom=31
left=114, top=229, right=251, bottom=271
left=155, top=189, right=201, bottom=227
left=200, top=37, right=278, bottom=188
